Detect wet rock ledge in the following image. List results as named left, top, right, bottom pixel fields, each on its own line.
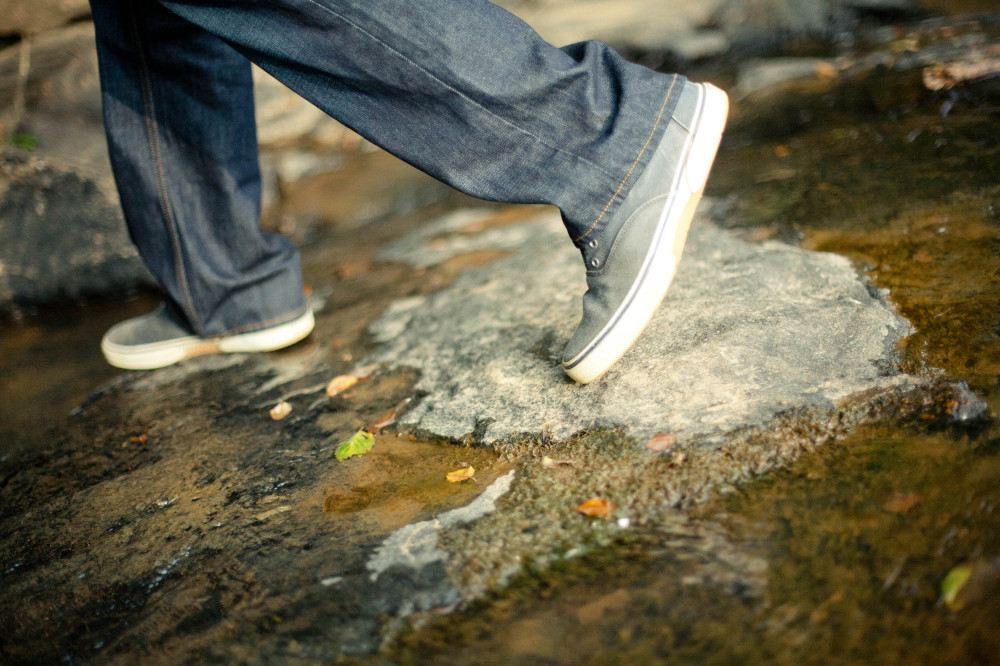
left=370, top=203, right=914, bottom=445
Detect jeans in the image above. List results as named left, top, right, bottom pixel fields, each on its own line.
left=89, top=0, right=685, bottom=337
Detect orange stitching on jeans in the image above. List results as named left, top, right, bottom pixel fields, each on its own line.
left=572, top=74, right=679, bottom=243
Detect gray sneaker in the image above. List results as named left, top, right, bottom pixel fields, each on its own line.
left=101, top=304, right=315, bottom=370
left=562, top=81, right=728, bottom=384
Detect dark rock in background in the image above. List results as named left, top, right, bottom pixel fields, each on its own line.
left=0, top=149, right=152, bottom=312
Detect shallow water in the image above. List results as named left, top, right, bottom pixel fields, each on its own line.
left=0, top=295, right=156, bottom=458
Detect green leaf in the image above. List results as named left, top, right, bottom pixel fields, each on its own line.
left=334, top=430, right=375, bottom=461
left=8, top=132, right=36, bottom=150
left=941, top=564, right=972, bottom=611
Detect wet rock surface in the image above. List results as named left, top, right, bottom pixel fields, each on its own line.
left=371, top=204, right=914, bottom=444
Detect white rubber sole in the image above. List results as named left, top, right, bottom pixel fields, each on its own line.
left=564, top=83, right=729, bottom=384
left=101, top=309, right=315, bottom=370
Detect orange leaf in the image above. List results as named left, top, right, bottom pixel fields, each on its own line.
left=326, top=375, right=358, bottom=397
left=446, top=466, right=476, bottom=483
left=815, top=61, right=838, bottom=80
left=645, top=432, right=676, bottom=452
left=883, top=493, right=923, bottom=514
left=576, top=497, right=614, bottom=517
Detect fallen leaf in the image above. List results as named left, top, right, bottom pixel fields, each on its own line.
left=645, top=432, right=676, bottom=452
left=883, top=492, right=923, bottom=514
left=269, top=401, right=292, bottom=420
left=815, top=61, right=838, bottom=79
left=941, top=564, right=973, bottom=611
left=326, top=375, right=358, bottom=397
left=939, top=560, right=1000, bottom=611
left=774, top=145, right=790, bottom=158
left=368, top=397, right=411, bottom=434
left=335, top=430, right=375, bottom=461
left=446, top=465, right=476, bottom=483
left=576, top=497, right=614, bottom=518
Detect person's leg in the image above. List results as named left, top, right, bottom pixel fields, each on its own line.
left=93, top=0, right=728, bottom=378
left=155, top=0, right=683, bottom=243
left=90, top=0, right=309, bottom=340
left=152, top=0, right=727, bottom=383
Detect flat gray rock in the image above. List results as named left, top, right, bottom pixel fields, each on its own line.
left=368, top=204, right=913, bottom=445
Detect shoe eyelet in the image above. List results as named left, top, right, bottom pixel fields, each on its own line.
left=590, top=258, right=600, bottom=268
left=587, top=239, right=598, bottom=249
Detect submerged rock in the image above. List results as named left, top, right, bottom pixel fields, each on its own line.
left=368, top=203, right=914, bottom=445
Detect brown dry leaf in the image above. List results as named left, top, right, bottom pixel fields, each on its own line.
left=645, top=432, right=676, bottom=452
left=883, top=493, right=923, bottom=514
left=368, top=397, right=412, bottom=434
left=774, top=145, right=790, bottom=158
left=269, top=401, right=292, bottom=420
left=576, top=497, right=614, bottom=518
left=326, top=375, right=358, bottom=397
left=446, top=465, right=476, bottom=483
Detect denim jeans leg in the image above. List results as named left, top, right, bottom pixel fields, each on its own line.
left=157, top=0, right=686, bottom=245
left=90, top=0, right=307, bottom=337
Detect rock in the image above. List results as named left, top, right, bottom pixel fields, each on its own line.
left=367, top=203, right=914, bottom=445
left=498, top=0, right=731, bottom=59
left=0, top=23, right=106, bottom=166
left=714, top=0, right=835, bottom=53
left=252, top=66, right=359, bottom=150
left=0, top=0, right=90, bottom=38
left=367, top=472, right=515, bottom=581
left=271, top=149, right=345, bottom=184
left=734, top=58, right=834, bottom=99
left=0, top=24, right=155, bottom=311
left=842, top=0, right=917, bottom=12
left=0, top=149, right=152, bottom=311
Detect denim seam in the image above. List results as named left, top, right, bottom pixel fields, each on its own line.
left=301, top=0, right=618, bottom=182
left=127, top=8, right=201, bottom=333
left=572, top=74, right=679, bottom=244
left=216, top=303, right=309, bottom=338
